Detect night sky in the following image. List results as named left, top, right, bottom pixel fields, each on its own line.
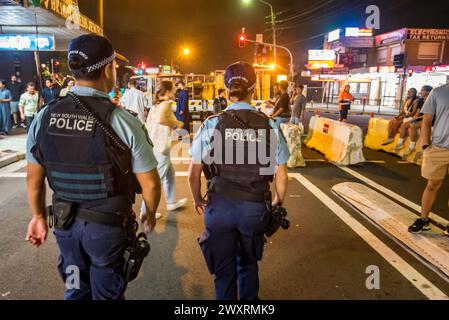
left=79, top=0, right=449, bottom=73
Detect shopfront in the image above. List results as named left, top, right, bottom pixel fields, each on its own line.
left=0, top=0, right=103, bottom=83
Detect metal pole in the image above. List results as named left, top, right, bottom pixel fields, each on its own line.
left=34, top=13, right=43, bottom=104
left=259, top=0, right=276, bottom=67
left=98, top=0, right=104, bottom=29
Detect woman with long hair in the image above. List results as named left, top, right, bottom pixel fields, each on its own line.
left=140, top=81, right=188, bottom=222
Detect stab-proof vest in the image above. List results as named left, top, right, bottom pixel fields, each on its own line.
left=32, top=96, right=134, bottom=214
left=203, top=109, right=275, bottom=197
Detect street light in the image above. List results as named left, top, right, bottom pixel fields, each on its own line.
left=182, top=48, right=191, bottom=56
left=242, top=0, right=277, bottom=66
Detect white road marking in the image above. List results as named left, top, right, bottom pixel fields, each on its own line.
left=335, top=166, right=449, bottom=228
left=290, top=172, right=449, bottom=300
left=0, top=173, right=26, bottom=178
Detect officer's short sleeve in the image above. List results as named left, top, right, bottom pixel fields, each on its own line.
left=190, top=117, right=219, bottom=164
left=268, top=119, right=291, bottom=165
left=26, top=107, right=47, bottom=164
left=111, top=109, right=158, bottom=174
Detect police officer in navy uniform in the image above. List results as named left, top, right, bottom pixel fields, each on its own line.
left=25, top=34, right=162, bottom=300
left=189, top=62, right=290, bottom=300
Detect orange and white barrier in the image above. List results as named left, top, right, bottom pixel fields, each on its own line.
left=305, top=116, right=365, bottom=166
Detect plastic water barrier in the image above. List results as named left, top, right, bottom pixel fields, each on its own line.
left=365, top=118, right=424, bottom=166
left=305, top=116, right=365, bottom=166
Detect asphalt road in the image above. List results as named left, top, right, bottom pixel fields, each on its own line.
left=0, top=129, right=448, bottom=300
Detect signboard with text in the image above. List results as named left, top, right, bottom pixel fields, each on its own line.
left=407, top=29, right=449, bottom=41
left=375, top=28, right=407, bottom=46
left=37, top=0, right=103, bottom=35
left=0, top=34, right=55, bottom=51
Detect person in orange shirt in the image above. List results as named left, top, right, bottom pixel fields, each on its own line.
left=338, top=85, right=354, bottom=122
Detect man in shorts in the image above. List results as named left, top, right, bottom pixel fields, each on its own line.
left=409, top=83, right=449, bottom=235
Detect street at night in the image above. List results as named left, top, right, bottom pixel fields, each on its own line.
left=1, top=0, right=449, bottom=314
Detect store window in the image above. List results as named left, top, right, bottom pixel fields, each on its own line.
left=418, top=43, right=440, bottom=60
left=377, top=47, right=387, bottom=63
left=359, top=83, right=369, bottom=94
left=390, top=45, right=402, bottom=63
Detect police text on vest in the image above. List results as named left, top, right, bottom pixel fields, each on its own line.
left=49, top=113, right=95, bottom=132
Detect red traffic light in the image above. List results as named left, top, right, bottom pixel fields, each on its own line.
left=238, top=34, right=246, bottom=48
left=138, top=62, right=146, bottom=70
left=54, top=60, right=60, bottom=66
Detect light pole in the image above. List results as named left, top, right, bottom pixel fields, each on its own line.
left=243, top=0, right=277, bottom=66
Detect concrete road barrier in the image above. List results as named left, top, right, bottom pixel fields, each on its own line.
left=280, top=123, right=306, bottom=168
left=365, top=118, right=424, bottom=166
left=305, top=116, right=365, bottom=166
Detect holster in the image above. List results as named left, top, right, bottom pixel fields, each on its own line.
left=47, top=201, right=77, bottom=231
left=116, top=232, right=151, bottom=283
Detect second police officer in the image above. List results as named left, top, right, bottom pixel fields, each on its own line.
left=25, top=34, right=162, bottom=300
left=189, top=62, right=290, bottom=300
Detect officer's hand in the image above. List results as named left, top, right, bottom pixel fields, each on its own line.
left=143, top=213, right=157, bottom=234
left=25, top=216, right=48, bottom=247
left=194, top=200, right=206, bottom=215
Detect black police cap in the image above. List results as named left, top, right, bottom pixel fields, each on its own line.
left=68, top=34, right=116, bottom=73
left=224, top=61, right=257, bottom=90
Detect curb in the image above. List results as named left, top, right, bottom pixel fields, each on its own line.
left=0, top=150, right=25, bottom=169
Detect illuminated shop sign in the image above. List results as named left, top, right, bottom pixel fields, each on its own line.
left=426, top=65, right=449, bottom=73
left=345, top=28, right=373, bottom=37
left=328, top=29, right=341, bottom=42
left=38, top=0, right=103, bottom=35
left=308, top=50, right=335, bottom=61
left=0, top=34, right=55, bottom=51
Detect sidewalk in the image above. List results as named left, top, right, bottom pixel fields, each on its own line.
left=0, top=131, right=27, bottom=169
left=307, top=102, right=399, bottom=116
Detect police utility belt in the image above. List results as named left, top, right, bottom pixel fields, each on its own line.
left=46, top=201, right=130, bottom=230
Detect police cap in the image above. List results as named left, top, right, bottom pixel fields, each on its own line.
left=224, top=61, right=257, bottom=91
left=68, top=34, right=116, bottom=74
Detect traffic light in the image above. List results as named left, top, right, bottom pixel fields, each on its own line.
left=238, top=33, right=246, bottom=48
left=53, top=60, right=60, bottom=73
left=137, top=62, right=146, bottom=75
left=408, top=69, right=414, bottom=77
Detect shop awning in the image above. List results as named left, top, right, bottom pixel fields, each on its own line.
left=0, top=0, right=103, bottom=51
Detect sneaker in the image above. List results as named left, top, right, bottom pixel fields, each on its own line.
left=444, top=225, right=449, bottom=237
left=12, top=125, right=18, bottom=129
left=140, top=211, right=162, bottom=223
left=395, top=143, right=404, bottom=151
left=382, top=138, right=394, bottom=146
left=408, top=218, right=431, bottom=234
left=20, top=123, right=27, bottom=129
left=167, top=198, right=188, bottom=211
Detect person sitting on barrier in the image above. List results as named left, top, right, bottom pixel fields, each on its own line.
left=382, top=88, right=420, bottom=146
left=338, top=85, right=354, bottom=122
left=396, top=86, right=433, bottom=154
